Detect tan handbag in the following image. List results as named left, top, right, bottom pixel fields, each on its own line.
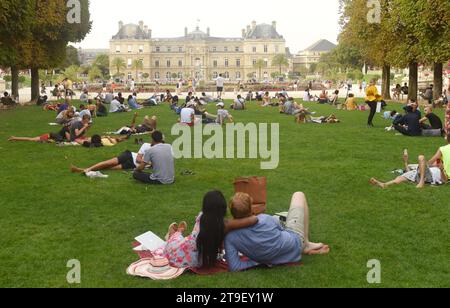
left=234, top=177, right=267, bottom=215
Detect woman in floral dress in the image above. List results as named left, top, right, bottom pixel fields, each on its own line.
left=164, top=190, right=258, bottom=269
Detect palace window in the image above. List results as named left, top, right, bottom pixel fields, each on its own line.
left=224, top=72, right=230, bottom=79
left=236, top=71, right=241, bottom=79
left=156, top=46, right=160, bottom=52
left=167, top=60, right=171, bottom=68
left=236, top=59, right=241, bottom=67
left=253, top=46, right=257, bottom=53
left=252, top=59, right=257, bottom=66
left=155, top=60, right=160, bottom=68
left=167, top=46, right=172, bottom=52
left=235, top=46, right=240, bottom=52
left=213, top=72, right=218, bottom=79
left=264, top=59, right=268, bottom=68
left=155, top=72, right=160, bottom=79
left=178, top=60, right=183, bottom=67
left=212, top=47, right=217, bottom=52
left=224, top=47, right=228, bottom=52
left=225, top=58, right=229, bottom=67
left=166, top=72, right=171, bottom=79
left=213, top=60, right=218, bottom=68
left=264, top=45, right=268, bottom=53
left=178, top=72, right=183, bottom=79
left=127, top=73, right=132, bottom=80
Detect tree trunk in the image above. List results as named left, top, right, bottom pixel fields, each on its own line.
left=433, top=62, right=443, bottom=101
left=11, top=67, right=19, bottom=99
left=31, top=68, right=40, bottom=102
left=408, top=62, right=418, bottom=101
left=382, top=64, right=391, bottom=100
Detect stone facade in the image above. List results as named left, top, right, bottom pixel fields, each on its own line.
left=110, top=21, right=288, bottom=82
left=293, top=39, right=336, bottom=70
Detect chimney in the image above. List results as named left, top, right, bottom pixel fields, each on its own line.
left=252, top=21, right=257, bottom=30
left=139, top=21, right=144, bottom=31
left=119, top=21, right=123, bottom=30
left=242, top=29, right=246, bottom=38
left=207, top=27, right=210, bottom=36
left=272, top=21, right=277, bottom=30
left=185, top=27, right=188, bottom=36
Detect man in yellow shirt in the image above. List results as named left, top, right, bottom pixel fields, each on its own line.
left=365, top=80, right=380, bottom=127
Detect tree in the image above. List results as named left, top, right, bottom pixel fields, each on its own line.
left=272, top=54, right=289, bottom=74
left=339, top=0, right=396, bottom=99
left=112, top=57, right=126, bottom=75
left=88, top=66, right=102, bottom=82
left=0, top=0, right=35, bottom=98
left=253, top=59, right=265, bottom=81
left=63, top=65, right=81, bottom=82
left=64, top=45, right=80, bottom=68
left=93, top=54, right=110, bottom=78
left=131, top=59, right=144, bottom=80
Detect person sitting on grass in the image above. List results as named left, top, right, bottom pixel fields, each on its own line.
left=261, top=92, right=271, bottom=107
left=78, top=104, right=92, bottom=122
left=71, top=138, right=153, bottom=174
left=110, top=96, right=128, bottom=113
left=1, top=92, right=17, bottom=106
left=96, top=99, right=108, bottom=117
left=68, top=114, right=91, bottom=143
left=133, top=131, right=175, bottom=185
left=179, top=102, right=198, bottom=126
left=127, top=94, right=143, bottom=110
left=203, top=102, right=234, bottom=125
left=224, top=192, right=329, bottom=272
left=420, top=106, right=443, bottom=132
left=164, top=90, right=173, bottom=104
left=318, top=90, right=329, bottom=104
left=231, top=95, right=246, bottom=110
left=393, top=105, right=422, bottom=136
left=344, top=93, right=358, bottom=111
left=56, top=108, right=76, bottom=126
left=370, top=135, right=450, bottom=189
left=164, top=190, right=259, bottom=269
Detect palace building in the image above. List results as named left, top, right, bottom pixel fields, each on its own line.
left=109, top=21, right=289, bottom=82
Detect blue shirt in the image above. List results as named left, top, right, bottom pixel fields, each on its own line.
left=224, top=215, right=302, bottom=272
left=128, top=97, right=140, bottom=110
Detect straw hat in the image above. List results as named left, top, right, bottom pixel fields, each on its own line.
left=127, top=257, right=186, bottom=280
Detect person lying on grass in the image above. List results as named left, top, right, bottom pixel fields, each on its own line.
left=224, top=192, right=329, bottom=272
left=370, top=133, right=450, bottom=189
left=78, top=134, right=130, bottom=148
left=115, top=112, right=157, bottom=135
left=8, top=114, right=91, bottom=144
left=164, top=190, right=258, bottom=269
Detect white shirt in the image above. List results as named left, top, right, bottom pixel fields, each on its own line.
left=216, top=77, right=225, bottom=87
left=110, top=99, right=122, bottom=113
left=132, top=143, right=152, bottom=167
left=216, top=109, right=230, bottom=123
left=180, top=108, right=195, bottom=124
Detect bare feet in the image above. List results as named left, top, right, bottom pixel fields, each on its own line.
left=416, top=182, right=425, bottom=189
left=165, top=223, right=178, bottom=241
left=303, top=242, right=325, bottom=254
left=8, top=136, right=16, bottom=141
left=370, top=178, right=386, bottom=189
left=70, top=165, right=85, bottom=173
left=178, top=221, right=188, bottom=234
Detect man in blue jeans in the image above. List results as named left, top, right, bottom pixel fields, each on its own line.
left=225, top=192, right=328, bottom=272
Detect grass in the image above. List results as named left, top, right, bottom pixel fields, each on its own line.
left=0, top=99, right=449, bottom=288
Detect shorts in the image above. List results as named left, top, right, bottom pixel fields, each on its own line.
left=286, top=206, right=305, bottom=246
left=40, top=134, right=50, bottom=142
left=217, top=87, right=224, bottom=92
left=403, top=166, right=433, bottom=183
left=117, top=151, right=136, bottom=170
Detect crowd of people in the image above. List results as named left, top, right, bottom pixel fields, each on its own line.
left=5, top=77, right=450, bottom=277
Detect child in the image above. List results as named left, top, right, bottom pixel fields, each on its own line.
left=164, top=191, right=258, bottom=269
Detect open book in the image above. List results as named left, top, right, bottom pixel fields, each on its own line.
left=134, top=231, right=166, bottom=252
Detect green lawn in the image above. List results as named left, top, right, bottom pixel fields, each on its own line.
left=0, top=99, right=448, bottom=288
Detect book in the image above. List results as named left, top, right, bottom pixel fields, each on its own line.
left=134, top=231, right=166, bottom=252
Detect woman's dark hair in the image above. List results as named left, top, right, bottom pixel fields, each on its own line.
left=83, top=135, right=103, bottom=148
left=197, top=191, right=227, bottom=268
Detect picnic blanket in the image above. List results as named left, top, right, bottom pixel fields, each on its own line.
left=127, top=242, right=305, bottom=280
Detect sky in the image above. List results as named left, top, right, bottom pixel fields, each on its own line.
left=74, top=0, right=341, bottom=53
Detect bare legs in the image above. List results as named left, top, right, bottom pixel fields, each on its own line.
left=71, top=158, right=122, bottom=174
left=289, top=192, right=325, bottom=254
left=8, top=136, right=42, bottom=142
left=370, top=176, right=408, bottom=188
left=416, top=155, right=427, bottom=189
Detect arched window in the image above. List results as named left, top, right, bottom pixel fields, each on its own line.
left=155, top=72, right=160, bottom=79
left=224, top=72, right=230, bottom=79
left=236, top=71, right=241, bottom=80
left=166, top=72, right=171, bottom=79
